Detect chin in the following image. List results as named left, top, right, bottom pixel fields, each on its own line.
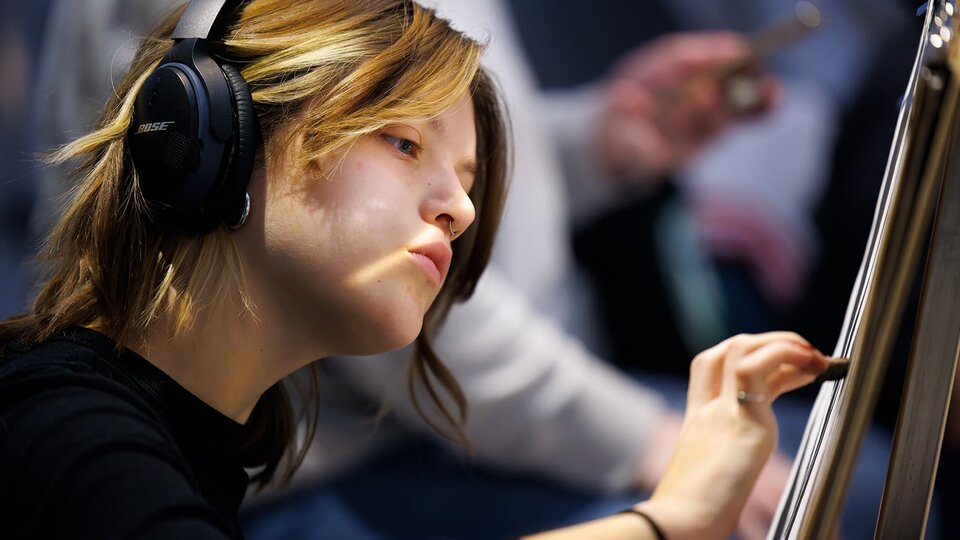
left=346, top=312, right=425, bottom=356
left=382, top=315, right=425, bottom=353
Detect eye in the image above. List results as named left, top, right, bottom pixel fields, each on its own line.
left=381, top=133, right=421, bottom=157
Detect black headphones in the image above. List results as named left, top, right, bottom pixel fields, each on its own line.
left=127, top=0, right=258, bottom=233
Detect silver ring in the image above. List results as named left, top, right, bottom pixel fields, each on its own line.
left=229, top=192, right=251, bottom=230
left=736, top=390, right=767, bottom=405
left=449, top=219, right=458, bottom=238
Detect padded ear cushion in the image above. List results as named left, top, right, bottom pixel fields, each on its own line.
left=220, top=63, right=259, bottom=225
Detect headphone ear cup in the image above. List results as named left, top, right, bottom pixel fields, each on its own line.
left=220, top=63, right=259, bottom=226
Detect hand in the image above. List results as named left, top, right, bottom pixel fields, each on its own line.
left=636, top=332, right=827, bottom=540
left=594, top=31, right=779, bottom=183
left=636, top=413, right=794, bottom=540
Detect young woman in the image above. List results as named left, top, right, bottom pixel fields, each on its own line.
left=0, top=1, right=829, bottom=539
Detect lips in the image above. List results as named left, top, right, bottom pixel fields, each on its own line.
left=408, top=243, right=452, bottom=287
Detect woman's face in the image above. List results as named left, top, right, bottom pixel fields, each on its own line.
left=239, top=94, right=477, bottom=358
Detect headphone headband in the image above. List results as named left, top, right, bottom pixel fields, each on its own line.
left=128, top=0, right=258, bottom=233
left=172, top=0, right=244, bottom=40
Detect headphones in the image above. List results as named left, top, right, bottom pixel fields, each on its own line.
left=127, top=0, right=257, bottom=233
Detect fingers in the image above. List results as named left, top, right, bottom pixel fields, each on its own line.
left=688, top=332, right=827, bottom=411
left=687, top=341, right=727, bottom=411
left=744, top=73, right=782, bottom=115
left=766, top=359, right=828, bottom=399
left=611, top=30, right=766, bottom=114
left=600, top=31, right=781, bottom=179
left=724, top=340, right=826, bottom=404
left=618, top=31, right=753, bottom=84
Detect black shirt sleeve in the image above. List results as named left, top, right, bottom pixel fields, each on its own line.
left=0, top=364, right=241, bottom=540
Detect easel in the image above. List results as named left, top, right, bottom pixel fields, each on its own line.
left=769, top=2, right=960, bottom=537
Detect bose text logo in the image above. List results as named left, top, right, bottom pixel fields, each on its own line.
left=135, top=121, right=175, bottom=134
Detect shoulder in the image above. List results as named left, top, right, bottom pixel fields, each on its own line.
left=0, top=333, right=163, bottom=439
left=0, top=334, right=174, bottom=457
left=0, top=336, right=238, bottom=539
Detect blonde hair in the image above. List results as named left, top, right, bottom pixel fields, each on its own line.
left=2, top=0, right=508, bottom=487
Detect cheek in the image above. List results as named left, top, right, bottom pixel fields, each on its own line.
left=322, top=158, right=424, bottom=249
left=253, top=160, right=433, bottom=354
left=266, top=164, right=404, bottom=263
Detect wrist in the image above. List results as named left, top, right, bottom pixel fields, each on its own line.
left=620, top=504, right=668, bottom=540
left=634, top=499, right=723, bottom=540
left=633, top=501, right=685, bottom=540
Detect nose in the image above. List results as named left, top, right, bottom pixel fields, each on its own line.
left=423, top=171, right=476, bottom=240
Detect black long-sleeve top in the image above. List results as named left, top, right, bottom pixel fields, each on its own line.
left=0, top=327, right=249, bottom=539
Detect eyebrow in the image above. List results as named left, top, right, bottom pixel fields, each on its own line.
left=429, top=118, right=450, bottom=138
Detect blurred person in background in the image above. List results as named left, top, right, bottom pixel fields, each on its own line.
left=511, top=0, right=919, bottom=537
left=510, top=0, right=909, bottom=373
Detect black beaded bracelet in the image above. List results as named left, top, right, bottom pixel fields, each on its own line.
left=618, top=507, right=668, bottom=540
